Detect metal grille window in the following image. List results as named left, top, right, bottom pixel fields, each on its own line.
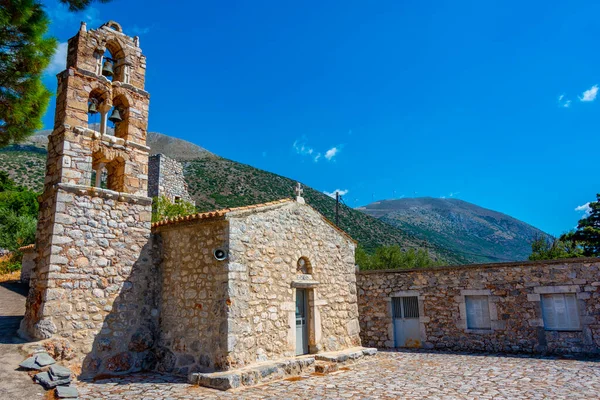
left=465, top=295, right=491, bottom=330
left=392, top=296, right=420, bottom=319
left=541, top=293, right=580, bottom=331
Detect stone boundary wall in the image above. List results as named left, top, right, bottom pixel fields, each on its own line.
left=356, top=258, right=600, bottom=355
left=148, top=154, right=194, bottom=205
left=19, top=246, right=36, bottom=284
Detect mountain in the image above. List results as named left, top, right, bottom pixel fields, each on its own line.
left=0, top=132, right=464, bottom=264
left=357, top=198, right=546, bottom=263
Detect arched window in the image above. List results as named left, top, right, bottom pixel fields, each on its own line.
left=297, top=257, right=313, bottom=275
left=100, top=40, right=128, bottom=83
left=92, top=151, right=125, bottom=192
left=109, top=94, right=130, bottom=140
left=87, top=89, right=105, bottom=133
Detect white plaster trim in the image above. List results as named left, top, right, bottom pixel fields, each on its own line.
left=533, top=285, right=581, bottom=294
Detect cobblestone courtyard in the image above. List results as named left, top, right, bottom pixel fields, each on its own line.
left=1, top=282, right=599, bottom=399
left=75, top=351, right=600, bottom=400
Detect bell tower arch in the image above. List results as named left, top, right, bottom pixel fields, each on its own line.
left=21, top=21, right=156, bottom=377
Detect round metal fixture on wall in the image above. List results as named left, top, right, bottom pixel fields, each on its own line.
left=214, top=249, right=228, bottom=261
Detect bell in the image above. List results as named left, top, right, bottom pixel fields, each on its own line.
left=102, top=59, right=114, bottom=77
left=88, top=101, right=98, bottom=114
left=108, top=108, right=122, bottom=124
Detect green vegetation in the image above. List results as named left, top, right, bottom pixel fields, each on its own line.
left=0, top=146, right=47, bottom=191
left=356, top=245, right=441, bottom=270
left=59, top=0, right=113, bottom=12
left=0, top=172, right=38, bottom=251
left=0, top=0, right=56, bottom=146
left=529, top=236, right=582, bottom=261
left=151, top=195, right=196, bottom=223
left=529, top=193, right=600, bottom=260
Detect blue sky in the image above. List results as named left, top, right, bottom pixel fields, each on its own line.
left=41, top=0, right=599, bottom=236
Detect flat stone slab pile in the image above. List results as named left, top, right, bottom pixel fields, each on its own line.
left=19, top=351, right=79, bottom=398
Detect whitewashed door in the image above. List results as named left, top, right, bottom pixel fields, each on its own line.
left=392, top=296, right=421, bottom=348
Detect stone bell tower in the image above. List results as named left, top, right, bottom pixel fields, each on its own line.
left=21, top=21, right=157, bottom=376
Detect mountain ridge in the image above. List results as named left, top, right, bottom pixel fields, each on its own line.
left=358, top=197, right=546, bottom=263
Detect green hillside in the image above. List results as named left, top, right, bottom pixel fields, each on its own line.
left=0, top=140, right=461, bottom=263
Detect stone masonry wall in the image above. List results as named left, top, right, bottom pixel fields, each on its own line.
left=20, top=246, right=36, bottom=284
left=226, top=202, right=361, bottom=369
left=357, top=259, right=600, bottom=355
left=148, top=154, right=194, bottom=204
left=21, top=187, right=156, bottom=377
left=154, top=219, right=230, bottom=375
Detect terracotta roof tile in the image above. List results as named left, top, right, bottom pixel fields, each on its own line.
left=18, top=244, right=35, bottom=251
left=151, top=198, right=357, bottom=244
left=151, top=198, right=293, bottom=228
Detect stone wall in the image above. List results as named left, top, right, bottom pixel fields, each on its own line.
left=148, top=154, right=194, bottom=204
left=21, top=187, right=156, bottom=377
left=357, top=259, right=600, bottom=355
left=154, top=219, right=230, bottom=375
left=19, top=245, right=36, bottom=284
left=152, top=200, right=361, bottom=374
left=226, top=202, right=361, bottom=369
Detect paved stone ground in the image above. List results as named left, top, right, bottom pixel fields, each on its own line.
left=75, top=351, right=600, bottom=400
left=1, top=281, right=599, bottom=399
left=0, top=281, right=45, bottom=399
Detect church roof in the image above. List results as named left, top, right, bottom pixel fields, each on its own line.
left=151, top=198, right=356, bottom=243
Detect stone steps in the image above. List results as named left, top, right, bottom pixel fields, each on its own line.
left=190, top=347, right=378, bottom=390
left=190, top=357, right=315, bottom=390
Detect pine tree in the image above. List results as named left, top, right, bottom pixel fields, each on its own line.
left=565, top=194, right=600, bottom=257
left=0, top=0, right=56, bottom=147
left=59, top=0, right=112, bottom=12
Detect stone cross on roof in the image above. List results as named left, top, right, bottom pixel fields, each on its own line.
left=295, top=183, right=305, bottom=204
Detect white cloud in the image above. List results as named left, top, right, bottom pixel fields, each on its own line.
left=579, top=85, right=598, bottom=102
left=324, top=189, right=349, bottom=198
left=47, top=4, right=100, bottom=26
left=557, top=94, right=572, bottom=108
left=575, top=202, right=591, bottom=216
left=449, top=191, right=460, bottom=197
left=325, top=147, right=339, bottom=161
left=293, top=140, right=314, bottom=156
left=46, top=42, right=68, bottom=75
left=130, top=26, right=151, bottom=35
left=313, top=153, right=321, bottom=162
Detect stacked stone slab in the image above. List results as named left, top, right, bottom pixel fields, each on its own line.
left=20, top=21, right=156, bottom=377
left=148, top=154, right=194, bottom=204
left=357, top=258, right=600, bottom=355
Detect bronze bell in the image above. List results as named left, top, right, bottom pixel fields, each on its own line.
left=102, top=59, right=114, bottom=77
left=108, top=108, right=122, bottom=124
left=88, top=100, right=98, bottom=114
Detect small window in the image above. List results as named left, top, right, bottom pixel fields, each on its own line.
left=541, top=293, right=580, bottom=331
left=465, top=295, right=491, bottom=330
left=297, top=257, right=312, bottom=274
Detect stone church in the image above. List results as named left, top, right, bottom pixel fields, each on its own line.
left=20, top=21, right=366, bottom=386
